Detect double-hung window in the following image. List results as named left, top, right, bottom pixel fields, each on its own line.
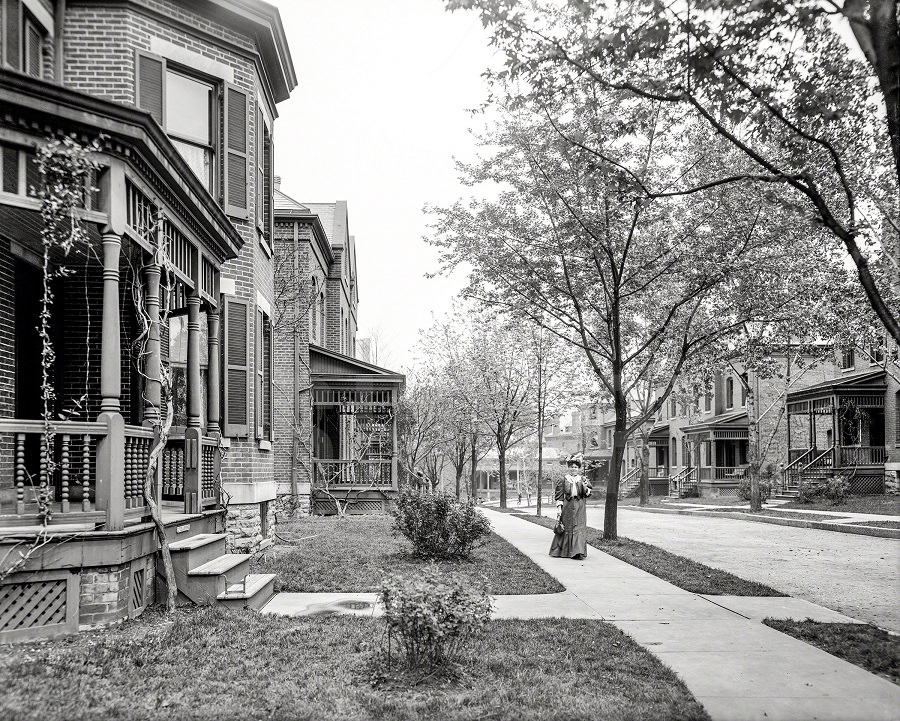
left=136, top=52, right=251, bottom=218
left=165, top=68, right=215, bottom=191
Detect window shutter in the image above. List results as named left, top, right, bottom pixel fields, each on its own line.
left=265, top=133, right=274, bottom=243
left=224, top=83, right=249, bottom=219
left=136, top=52, right=165, bottom=125
left=3, top=0, right=21, bottom=70
left=24, top=18, right=39, bottom=78
left=255, top=307, right=263, bottom=438
left=267, top=316, right=274, bottom=441
left=222, top=297, right=249, bottom=437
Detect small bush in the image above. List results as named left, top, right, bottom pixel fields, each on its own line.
left=391, top=486, right=491, bottom=560
left=380, top=567, right=492, bottom=669
left=738, top=476, right=772, bottom=503
left=799, top=475, right=850, bottom=505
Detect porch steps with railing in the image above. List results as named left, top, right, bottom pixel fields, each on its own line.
left=777, top=445, right=834, bottom=499
left=168, top=533, right=276, bottom=611
left=668, top=467, right=699, bottom=498
left=617, top=468, right=641, bottom=499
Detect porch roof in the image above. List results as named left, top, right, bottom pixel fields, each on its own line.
left=0, top=69, right=243, bottom=263
left=681, top=410, right=749, bottom=440
left=650, top=422, right=669, bottom=438
left=310, top=344, right=405, bottom=387
left=785, top=369, right=886, bottom=404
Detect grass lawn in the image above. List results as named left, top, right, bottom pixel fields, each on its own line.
left=763, top=619, right=900, bottom=686
left=252, top=515, right=564, bottom=594
left=499, top=510, right=784, bottom=596
left=0, top=607, right=711, bottom=721
left=780, top=495, right=900, bottom=516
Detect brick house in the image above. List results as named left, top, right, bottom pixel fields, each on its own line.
left=0, top=0, right=296, bottom=641
left=272, top=186, right=404, bottom=516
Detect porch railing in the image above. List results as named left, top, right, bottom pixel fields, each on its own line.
left=0, top=419, right=107, bottom=518
left=0, top=418, right=221, bottom=529
left=780, top=448, right=817, bottom=492
left=313, top=459, right=394, bottom=489
left=647, top=465, right=669, bottom=479
left=838, top=446, right=886, bottom=466
left=669, top=466, right=699, bottom=497
left=617, top=467, right=640, bottom=499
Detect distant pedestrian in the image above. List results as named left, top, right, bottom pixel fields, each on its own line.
left=550, top=453, right=592, bottom=560
left=518, top=492, right=522, bottom=506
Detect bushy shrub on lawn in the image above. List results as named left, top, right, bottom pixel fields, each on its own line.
left=738, top=476, right=772, bottom=503
left=391, top=486, right=491, bottom=560
left=380, top=566, right=492, bottom=669
left=799, top=475, right=850, bottom=505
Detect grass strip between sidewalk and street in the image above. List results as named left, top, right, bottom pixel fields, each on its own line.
left=846, top=520, right=900, bottom=529
left=497, top=509, right=785, bottom=596
left=252, top=514, right=564, bottom=594
left=762, top=619, right=900, bottom=686
left=0, top=606, right=711, bottom=721
left=778, top=496, right=900, bottom=516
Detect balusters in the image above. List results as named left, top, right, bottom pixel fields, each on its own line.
left=82, top=434, right=91, bottom=512
left=125, top=437, right=134, bottom=509
left=60, top=434, right=70, bottom=514
left=15, top=433, right=25, bottom=514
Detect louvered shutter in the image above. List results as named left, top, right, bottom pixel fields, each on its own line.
left=255, top=307, right=263, bottom=438
left=222, top=297, right=249, bottom=437
left=265, top=132, right=274, bottom=243
left=135, top=52, right=165, bottom=125
left=24, top=18, right=39, bottom=78
left=224, top=83, right=249, bottom=219
left=3, top=0, right=21, bottom=70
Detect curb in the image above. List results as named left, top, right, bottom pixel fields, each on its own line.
left=624, top=506, right=900, bottom=539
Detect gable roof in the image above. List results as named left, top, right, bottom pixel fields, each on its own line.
left=273, top=187, right=309, bottom=213
left=310, top=344, right=405, bottom=385
left=681, top=410, right=748, bottom=435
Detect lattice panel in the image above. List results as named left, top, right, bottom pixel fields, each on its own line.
left=313, top=498, right=387, bottom=515
left=131, top=568, right=145, bottom=612
left=0, top=579, right=67, bottom=632
left=850, top=475, right=885, bottom=495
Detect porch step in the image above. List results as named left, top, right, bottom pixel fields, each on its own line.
left=175, top=553, right=251, bottom=603
left=168, top=533, right=227, bottom=568
left=217, top=573, right=277, bottom=610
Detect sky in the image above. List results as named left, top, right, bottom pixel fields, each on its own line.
left=272, top=0, right=497, bottom=372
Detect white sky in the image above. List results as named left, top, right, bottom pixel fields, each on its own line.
left=273, top=1, right=497, bottom=371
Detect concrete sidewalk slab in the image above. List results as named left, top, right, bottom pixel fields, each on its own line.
left=701, top=595, right=866, bottom=624
left=483, top=508, right=900, bottom=721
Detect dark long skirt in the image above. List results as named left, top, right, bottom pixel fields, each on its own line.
left=549, top=496, right=587, bottom=558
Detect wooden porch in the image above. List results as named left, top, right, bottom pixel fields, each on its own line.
left=782, top=370, right=888, bottom=496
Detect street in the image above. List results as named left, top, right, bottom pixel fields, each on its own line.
left=584, top=507, right=900, bottom=632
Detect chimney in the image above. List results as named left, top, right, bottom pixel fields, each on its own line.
left=274, top=175, right=281, bottom=190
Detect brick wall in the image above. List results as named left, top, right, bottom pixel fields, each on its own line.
left=78, top=564, right=130, bottom=630
left=63, top=0, right=279, bottom=490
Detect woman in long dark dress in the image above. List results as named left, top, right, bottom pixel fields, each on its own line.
left=549, top=454, right=592, bottom=559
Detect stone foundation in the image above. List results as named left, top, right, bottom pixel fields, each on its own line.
left=77, top=554, right=155, bottom=631
left=885, top=469, right=900, bottom=496
left=225, top=501, right=276, bottom=552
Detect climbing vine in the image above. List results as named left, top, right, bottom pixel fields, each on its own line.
left=35, top=135, right=102, bottom=522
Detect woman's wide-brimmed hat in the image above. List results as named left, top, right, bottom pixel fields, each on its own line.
left=565, top=452, right=584, bottom=467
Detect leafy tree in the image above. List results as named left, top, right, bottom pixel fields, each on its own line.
left=420, top=306, right=538, bottom=508
left=448, top=0, right=900, bottom=343
left=428, top=103, right=839, bottom=538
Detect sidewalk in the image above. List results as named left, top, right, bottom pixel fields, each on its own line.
left=482, top=508, right=900, bottom=721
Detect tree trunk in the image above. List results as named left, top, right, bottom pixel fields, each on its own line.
left=746, top=381, right=762, bottom=511
left=498, top=447, right=508, bottom=508
left=639, top=428, right=650, bottom=506
left=469, top=432, right=478, bottom=500
left=603, top=391, right=628, bottom=540
left=537, top=420, right=544, bottom=517
left=455, top=464, right=463, bottom=499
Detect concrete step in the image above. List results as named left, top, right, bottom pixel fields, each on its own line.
left=182, top=553, right=251, bottom=602
left=217, top=573, right=277, bottom=611
left=168, top=533, right=227, bottom=569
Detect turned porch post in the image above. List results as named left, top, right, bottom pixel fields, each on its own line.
left=206, top=302, right=221, bottom=435
left=182, top=289, right=202, bottom=514
left=142, top=255, right=162, bottom=425
left=96, top=161, right=128, bottom=529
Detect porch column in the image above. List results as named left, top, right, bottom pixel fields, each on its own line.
left=206, top=308, right=221, bottom=435
left=99, top=231, right=122, bottom=413
left=142, top=258, right=162, bottom=424
left=183, top=291, right=202, bottom=513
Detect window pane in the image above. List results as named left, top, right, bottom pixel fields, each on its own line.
left=171, top=138, right=212, bottom=189
left=165, top=71, right=211, bottom=143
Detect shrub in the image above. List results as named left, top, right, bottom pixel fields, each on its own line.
left=391, top=486, right=491, bottom=560
left=738, top=475, right=772, bottom=503
left=380, top=566, right=492, bottom=669
left=798, top=478, right=825, bottom=503
left=823, top=475, right=850, bottom=504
